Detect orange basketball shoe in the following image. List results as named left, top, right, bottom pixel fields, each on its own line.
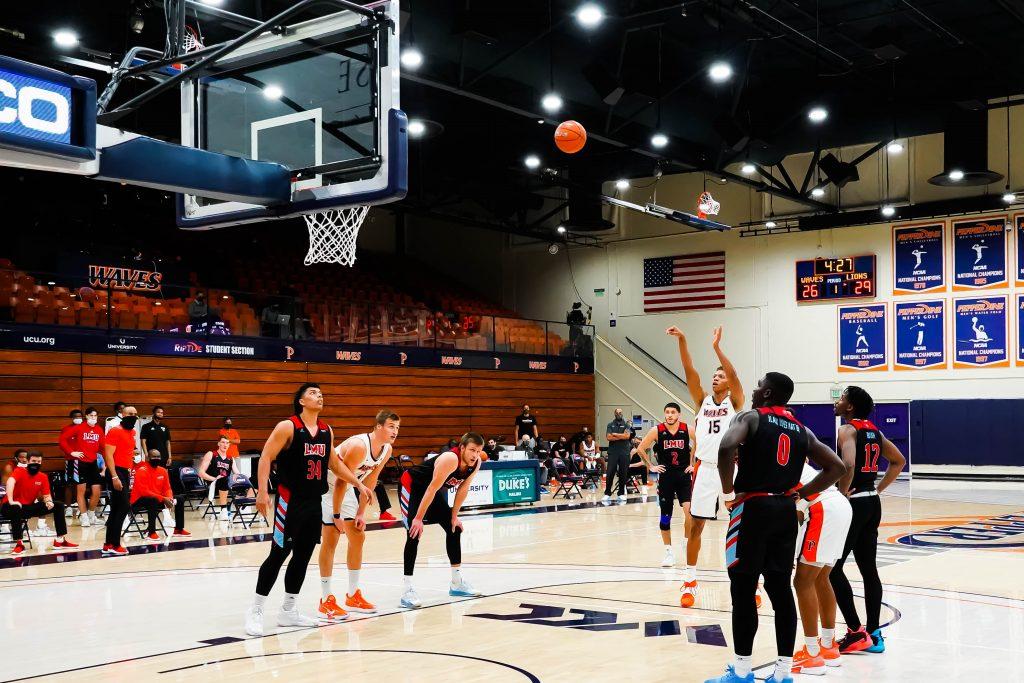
left=344, top=589, right=378, bottom=614
left=791, top=646, right=826, bottom=676
left=680, top=580, right=698, bottom=608
left=318, top=595, right=349, bottom=622
left=819, top=639, right=841, bottom=667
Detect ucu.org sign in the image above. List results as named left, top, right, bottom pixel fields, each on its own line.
left=0, top=69, right=72, bottom=143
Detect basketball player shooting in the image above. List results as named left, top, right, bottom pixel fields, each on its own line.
left=706, top=372, right=845, bottom=683
left=666, top=324, right=743, bottom=607
left=316, top=409, right=400, bottom=622
left=245, top=383, right=371, bottom=636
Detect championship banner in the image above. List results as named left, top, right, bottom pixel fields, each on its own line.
left=1017, top=294, right=1024, bottom=365
left=892, top=221, right=945, bottom=295
left=894, top=300, right=946, bottom=370
left=952, top=296, right=1009, bottom=368
left=1015, top=214, right=1024, bottom=286
left=837, top=303, right=887, bottom=372
left=952, top=215, right=1008, bottom=290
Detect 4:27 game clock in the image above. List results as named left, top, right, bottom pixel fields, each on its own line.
left=796, top=255, right=877, bottom=302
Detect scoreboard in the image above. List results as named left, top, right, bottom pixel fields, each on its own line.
left=796, top=255, right=877, bottom=302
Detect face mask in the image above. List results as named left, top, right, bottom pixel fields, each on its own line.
left=86, top=416, right=97, bottom=426
left=149, top=460, right=162, bottom=467
left=72, top=417, right=83, bottom=425
left=121, top=416, right=138, bottom=430
left=27, top=463, right=41, bottom=475
left=224, top=423, right=232, bottom=429
left=16, top=461, right=27, bottom=468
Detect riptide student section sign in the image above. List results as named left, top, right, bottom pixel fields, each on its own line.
left=894, top=300, right=946, bottom=370
left=893, top=222, right=946, bottom=295
left=838, top=304, right=887, bottom=371
left=953, top=296, right=1009, bottom=368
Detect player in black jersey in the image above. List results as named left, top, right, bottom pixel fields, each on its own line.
left=398, top=432, right=484, bottom=609
left=635, top=402, right=691, bottom=570
left=830, top=386, right=906, bottom=655
left=705, top=372, right=846, bottom=683
left=244, top=383, right=372, bottom=636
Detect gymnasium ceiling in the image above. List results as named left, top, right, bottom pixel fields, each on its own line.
left=2, top=1, right=1024, bottom=236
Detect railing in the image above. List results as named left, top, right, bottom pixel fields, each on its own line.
left=0, top=266, right=595, bottom=358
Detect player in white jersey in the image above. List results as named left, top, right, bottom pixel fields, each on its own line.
left=666, top=325, right=744, bottom=605
left=316, top=409, right=400, bottom=621
left=791, top=461, right=854, bottom=674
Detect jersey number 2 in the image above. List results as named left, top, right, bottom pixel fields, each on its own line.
left=306, top=460, right=322, bottom=480
left=776, top=433, right=791, bottom=466
left=861, top=443, right=881, bottom=473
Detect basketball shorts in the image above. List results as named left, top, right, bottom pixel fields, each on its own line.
left=725, top=494, right=798, bottom=575
left=213, top=476, right=230, bottom=493
left=796, top=492, right=853, bottom=567
left=657, top=468, right=691, bottom=507
left=399, top=471, right=452, bottom=527
left=320, top=485, right=364, bottom=525
left=66, top=459, right=101, bottom=486
left=272, top=484, right=322, bottom=550
left=689, top=459, right=722, bottom=519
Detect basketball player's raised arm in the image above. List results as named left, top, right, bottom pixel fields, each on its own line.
left=255, top=420, right=294, bottom=517
left=712, top=326, right=744, bottom=411
left=666, top=326, right=705, bottom=408
left=802, top=430, right=847, bottom=499
left=328, top=428, right=371, bottom=502
left=835, top=424, right=858, bottom=496
left=717, top=410, right=756, bottom=496
left=876, top=433, right=906, bottom=494
left=636, top=426, right=663, bottom=472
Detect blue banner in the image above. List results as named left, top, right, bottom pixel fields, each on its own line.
left=952, top=216, right=1008, bottom=290
left=1018, top=294, right=1024, bottom=365
left=953, top=296, right=1009, bottom=368
left=1016, top=214, right=1024, bottom=286
left=837, top=304, right=887, bottom=372
left=892, top=222, right=945, bottom=294
left=894, top=300, right=946, bottom=370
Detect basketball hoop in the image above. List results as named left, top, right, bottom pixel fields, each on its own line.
left=303, top=206, right=370, bottom=266
left=697, top=191, right=721, bottom=219
left=172, top=26, right=204, bottom=70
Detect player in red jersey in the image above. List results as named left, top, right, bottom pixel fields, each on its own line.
left=705, top=372, right=845, bottom=683
left=830, top=386, right=906, bottom=655
left=634, top=402, right=691, bottom=571
left=64, top=407, right=105, bottom=527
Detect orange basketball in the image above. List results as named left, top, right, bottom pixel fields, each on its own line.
left=554, top=120, right=587, bottom=154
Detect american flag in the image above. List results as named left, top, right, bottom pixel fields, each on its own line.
left=643, top=252, right=726, bottom=312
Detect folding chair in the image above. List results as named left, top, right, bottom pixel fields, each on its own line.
left=177, top=466, right=208, bottom=511
left=227, top=474, right=262, bottom=528
left=124, top=500, right=167, bottom=540
left=550, top=458, right=585, bottom=500
left=0, top=485, right=32, bottom=549
left=573, top=455, right=602, bottom=491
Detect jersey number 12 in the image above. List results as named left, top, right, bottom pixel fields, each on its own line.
left=861, top=443, right=881, bottom=473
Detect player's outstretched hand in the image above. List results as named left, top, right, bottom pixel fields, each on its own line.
left=712, top=326, right=723, bottom=347
left=409, top=518, right=424, bottom=539
left=255, top=490, right=271, bottom=520
left=666, top=325, right=685, bottom=339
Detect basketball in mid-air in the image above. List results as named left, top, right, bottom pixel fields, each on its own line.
left=554, top=120, right=587, bottom=154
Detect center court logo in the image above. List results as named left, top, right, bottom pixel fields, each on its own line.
left=894, top=512, right=1024, bottom=548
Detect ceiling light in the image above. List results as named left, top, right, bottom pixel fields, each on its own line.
left=651, top=133, right=668, bottom=148
left=47, top=281, right=56, bottom=286
left=400, top=47, right=423, bottom=69
left=811, top=186, right=825, bottom=198
left=765, top=220, right=777, bottom=229
left=53, top=30, right=79, bottom=48
left=556, top=225, right=567, bottom=234
left=575, top=3, right=605, bottom=28
left=524, top=154, right=541, bottom=169
left=807, top=106, right=828, bottom=124
left=1003, top=192, right=1016, bottom=203
left=740, top=162, right=756, bottom=175
left=548, top=243, right=561, bottom=255
left=262, top=85, right=283, bottom=100
left=948, top=169, right=964, bottom=181
left=886, top=140, right=904, bottom=154
left=881, top=205, right=896, bottom=217
left=708, top=61, right=733, bottom=83
left=615, top=179, right=629, bottom=190
left=541, top=93, right=563, bottom=113
left=407, top=120, right=426, bottom=137
left=200, top=0, right=224, bottom=5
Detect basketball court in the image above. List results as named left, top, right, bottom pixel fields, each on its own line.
left=2, top=1, right=1024, bottom=682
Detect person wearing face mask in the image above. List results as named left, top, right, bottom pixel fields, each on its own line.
left=131, top=450, right=188, bottom=541
left=514, top=404, right=539, bottom=449
left=102, top=405, right=139, bottom=556
left=1, top=449, right=29, bottom=482
left=603, top=409, right=633, bottom=504
left=199, top=436, right=248, bottom=521
left=58, top=409, right=85, bottom=510
left=2, top=451, right=78, bottom=555
left=66, top=407, right=106, bottom=527
left=105, top=400, right=142, bottom=461
left=219, top=418, right=241, bottom=460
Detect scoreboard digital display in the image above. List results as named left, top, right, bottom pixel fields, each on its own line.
left=795, top=255, right=877, bottom=302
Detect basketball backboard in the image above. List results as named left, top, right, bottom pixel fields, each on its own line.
left=177, top=0, right=406, bottom=229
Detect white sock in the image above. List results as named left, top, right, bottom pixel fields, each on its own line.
left=451, top=567, right=462, bottom=583
left=282, top=592, right=297, bottom=610
left=821, top=628, right=835, bottom=648
left=664, top=544, right=673, bottom=553
left=774, top=657, right=793, bottom=680
left=348, top=569, right=360, bottom=595
left=403, top=575, right=413, bottom=590
left=253, top=593, right=267, bottom=608
left=805, top=636, right=820, bottom=656
left=320, top=576, right=332, bottom=600
left=734, top=655, right=752, bottom=677
left=683, top=566, right=696, bottom=582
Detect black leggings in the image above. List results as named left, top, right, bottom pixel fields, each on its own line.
left=131, top=496, right=185, bottom=532
left=830, top=495, right=883, bottom=632
left=105, top=467, right=132, bottom=547
left=255, top=499, right=321, bottom=596
left=402, top=492, right=462, bottom=575
left=729, top=569, right=797, bottom=657
left=375, top=481, right=391, bottom=514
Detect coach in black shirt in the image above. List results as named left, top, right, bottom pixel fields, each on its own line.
left=140, top=406, right=173, bottom=467
left=514, top=404, right=539, bottom=444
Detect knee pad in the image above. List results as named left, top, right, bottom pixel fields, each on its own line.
left=659, top=513, right=672, bottom=531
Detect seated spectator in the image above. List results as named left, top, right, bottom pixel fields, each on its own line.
left=1, top=448, right=28, bottom=481
left=483, top=438, right=502, bottom=461
left=198, top=437, right=251, bottom=521
left=131, top=450, right=188, bottom=539
left=1, top=451, right=77, bottom=554
left=518, top=433, right=535, bottom=456
left=576, top=433, right=604, bottom=475
left=628, top=437, right=649, bottom=489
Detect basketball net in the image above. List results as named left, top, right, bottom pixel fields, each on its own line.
left=172, top=26, right=204, bottom=70
left=303, top=206, right=370, bottom=266
left=697, top=191, right=721, bottom=220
